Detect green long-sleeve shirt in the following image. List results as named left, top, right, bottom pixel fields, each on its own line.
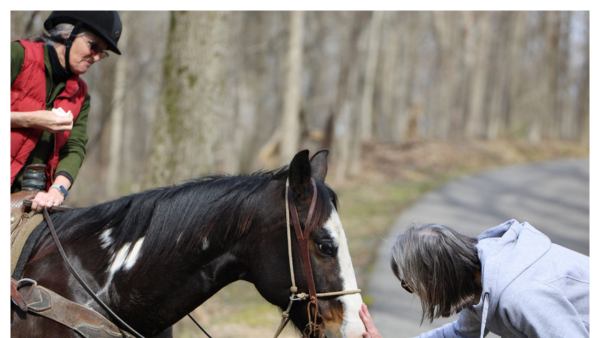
left=11, top=41, right=90, bottom=193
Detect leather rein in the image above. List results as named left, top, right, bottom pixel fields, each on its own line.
left=272, top=178, right=361, bottom=338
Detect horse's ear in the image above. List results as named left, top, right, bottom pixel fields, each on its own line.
left=309, top=149, right=329, bottom=183
left=289, top=149, right=312, bottom=199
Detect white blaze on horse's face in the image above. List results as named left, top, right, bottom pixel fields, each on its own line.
left=322, top=207, right=366, bottom=338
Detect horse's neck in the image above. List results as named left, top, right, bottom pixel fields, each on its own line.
left=103, top=236, right=247, bottom=333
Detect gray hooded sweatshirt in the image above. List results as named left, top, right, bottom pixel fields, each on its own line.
left=417, top=219, right=589, bottom=338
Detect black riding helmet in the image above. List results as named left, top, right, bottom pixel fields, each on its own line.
left=44, top=11, right=122, bottom=73
left=44, top=11, right=122, bottom=54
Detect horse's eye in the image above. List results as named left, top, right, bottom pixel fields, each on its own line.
left=318, top=243, right=335, bottom=256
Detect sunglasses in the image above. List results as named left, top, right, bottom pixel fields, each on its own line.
left=401, top=278, right=414, bottom=294
left=82, top=36, right=109, bottom=61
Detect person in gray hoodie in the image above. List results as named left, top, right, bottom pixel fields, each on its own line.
left=359, top=219, right=589, bottom=338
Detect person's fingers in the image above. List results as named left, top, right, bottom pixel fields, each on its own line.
left=55, top=116, right=74, bottom=131
left=360, top=303, right=382, bottom=338
left=40, top=111, right=74, bottom=132
left=30, top=190, right=63, bottom=212
left=60, top=113, right=74, bottom=126
left=47, top=190, right=64, bottom=207
left=32, top=191, right=46, bottom=212
left=360, top=303, right=372, bottom=321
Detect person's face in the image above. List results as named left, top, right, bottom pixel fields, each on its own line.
left=68, top=32, right=108, bottom=75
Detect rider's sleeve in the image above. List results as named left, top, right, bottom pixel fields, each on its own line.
left=55, top=94, right=90, bottom=186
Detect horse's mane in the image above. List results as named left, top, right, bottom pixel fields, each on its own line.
left=31, top=166, right=338, bottom=271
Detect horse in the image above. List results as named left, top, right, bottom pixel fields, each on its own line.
left=11, top=149, right=367, bottom=338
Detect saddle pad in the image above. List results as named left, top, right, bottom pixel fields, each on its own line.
left=11, top=212, right=44, bottom=279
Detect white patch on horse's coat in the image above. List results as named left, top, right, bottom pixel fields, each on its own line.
left=100, top=228, right=113, bottom=249
left=107, top=238, right=145, bottom=273
left=124, top=237, right=144, bottom=270
left=202, top=238, right=210, bottom=250
left=323, top=207, right=366, bottom=338
left=96, top=238, right=144, bottom=303
left=110, top=243, right=132, bottom=274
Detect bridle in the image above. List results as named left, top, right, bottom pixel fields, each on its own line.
left=273, top=178, right=361, bottom=338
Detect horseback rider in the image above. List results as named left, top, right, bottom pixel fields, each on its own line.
left=11, top=11, right=122, bottom=211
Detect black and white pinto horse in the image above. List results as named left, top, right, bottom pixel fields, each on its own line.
left=11, top=150, right=366, bottom=337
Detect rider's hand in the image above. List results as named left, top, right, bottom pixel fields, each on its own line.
left=11, top=110, right=73, bottom=133
left=30, top=189, right=64, bottom=212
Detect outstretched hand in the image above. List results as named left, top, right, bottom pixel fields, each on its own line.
left=359, top=303, right=383, bottom=338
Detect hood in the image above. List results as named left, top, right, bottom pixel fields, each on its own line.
left=474, top=219, right=552, bottom=336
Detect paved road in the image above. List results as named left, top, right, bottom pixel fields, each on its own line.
left=365, top=159, right=589, bottom=337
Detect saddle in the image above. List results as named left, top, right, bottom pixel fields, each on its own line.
left=12, top=164, right=51, bottom=277
left=10, top=190, right=46, bottom=311
left=11, top=190, right=38, bottom=231
left=11, top=191, right=45, bottom=279
left=11, top=163, right=47, bottom=252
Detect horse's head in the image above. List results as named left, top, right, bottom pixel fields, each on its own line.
left=247, top=150, right=366, bottom=338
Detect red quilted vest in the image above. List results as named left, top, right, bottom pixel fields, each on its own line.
left=11, top=40, right=87, bottom=189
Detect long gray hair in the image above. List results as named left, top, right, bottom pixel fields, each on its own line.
left=22, top=23, right=86, bottom=44
left=390, top=223, right=481, bottom=324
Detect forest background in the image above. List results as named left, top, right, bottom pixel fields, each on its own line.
left=10, top=11, right=589, bottom=337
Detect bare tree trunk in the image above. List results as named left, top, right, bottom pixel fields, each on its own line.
left=377, top=12, right=399, bottom=142
left=507, top=11, right=526, bottom=136
left=348, top=12, right=371, bottom=177
left=487, top=13, right=510, bottom=140
left=360, top=11, right=383, bottom=142
left=398, top=12, right=422, bottom=144
left=431, top=11, right=454, bottom=139
left=530, top=11, right=560, bottom=142
left=145, top=11, right=230, bottom=187
left=332, top=12, right=363, bottom=182
left=527, top=14, right=544, bottom=142
left=281, top=11, right=304, bottom=162
left=577, top=12, right=589, bottom=144
left=557, top=11, right=572, bottom=139
left=544, top=11, right=561, bottom=140
left=106, top=11, right=129, bottom=198
left=466, top=12, right=492, bottom=138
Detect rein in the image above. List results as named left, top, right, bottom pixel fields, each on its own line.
left=273, top=178, right=361, bottom=338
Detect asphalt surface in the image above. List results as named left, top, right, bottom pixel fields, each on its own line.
left=364, top=159, right=589, bottom=337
